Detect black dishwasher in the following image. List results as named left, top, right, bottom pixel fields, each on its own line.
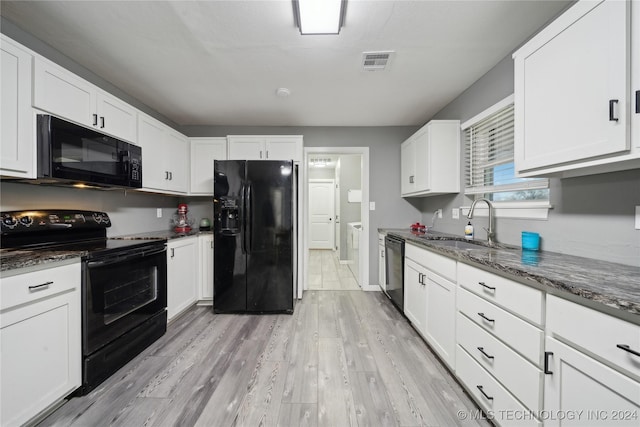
left=385, top=235, right=405, bottom=312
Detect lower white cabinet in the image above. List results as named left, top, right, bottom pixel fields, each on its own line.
left=167, top=237, right=198, bottom=321
left=0, top=261, right=81, bottom=427
left=198, top=234, right=214, bottom=301
left=404, top=243, right=456, bottom=368
left=544, top=337, right=640, bottom=427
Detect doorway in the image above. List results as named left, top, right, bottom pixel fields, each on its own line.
left=302, top=147, right=372, bottom=297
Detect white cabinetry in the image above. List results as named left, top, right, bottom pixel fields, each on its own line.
left=456, top=263, right=544, bottom=425
left=33, top=58, right=137, bottom=143
left=167, top=237, right=198, bottom=321
left=1, top=36, right=34, bottom=178
left=544, top=295, right=640, bottom=426
left=228, top=135, right=303, bottom=162
left=378, top=233, right=386, bottom=291
left=514, top=0, right=640, bottom=177
left=400, top=120, right=460, bottom=197
left=0, top=261, right=81, bottom=427
left=190, top=137, right=227, bottom=195
left=198, top=234, right=214, bottom=302
left=404, top=243, right=457, bottom=368
left=138, top=113, right=188, bottom=194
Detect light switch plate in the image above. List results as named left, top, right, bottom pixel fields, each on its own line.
left=636, top=206, right=640, bottom=230
left=369, top=202, right=376, bottom=211
left=157, top=208, right=163, bottom=218
left=437, top=209, right=443, bottom=219
left=452, top=208, right=460, bottom=219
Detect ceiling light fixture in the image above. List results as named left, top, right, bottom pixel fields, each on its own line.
left=293, top=0, right=346, bottom=35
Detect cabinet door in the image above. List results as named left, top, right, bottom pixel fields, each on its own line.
left=228, top=136, right=265, bottom=160
left=544, top=337, right=640, bottom=427
left=425, top=272, right=456, bottom=368
left=199, top=235, right=214, bottom=300
left=167, top=238, right=198, bottom=320
left=96, top=90, right=137, bottom=143
left=515, top=0, right=630, bottom=172
left=413, top=130, right=430, bottom=192
left=137, top=114, right=168, bottom=190
left=33, top=58, right=95, bottom=128
left=400, top=138, right=416, bottom=195
left=190, top=138, right=227, bottom=194
left=265, top=136, right=302, bottom=161
left=1, top=37, right=34, bottom=178
left=404, top=258, right=427, bottom=334
left=165, top=131, right=188, bottom=193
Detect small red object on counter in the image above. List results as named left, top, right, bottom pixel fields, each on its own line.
left=410, top=222, right=427, bottom=234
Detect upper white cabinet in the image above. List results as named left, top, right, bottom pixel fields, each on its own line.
left=190, top=137, right=227, bottom=195
left=137, top=113, right=188, bottom=194
left=0, top=35, right=34, bottom=178
left=33, top=58, right=137, bottom=143
left=400, top=120, right=460, bottom=197
left=228, top=135, right=303, bottom=162
left=514, top=0, right=640, bottom=177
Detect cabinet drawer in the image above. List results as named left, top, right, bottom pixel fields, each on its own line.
left=457, top=287, right=543, bottom=366
left=1, top=262, right=81, bottom=311
left=457, top=263, right=543, bottom=325
left=456, top=345, right=541, bottom=427
left=457, top=313, right=543, bottom=412
left=547, top=295, right=640, bottom=381
left=406, top=243, right=456, bottom=281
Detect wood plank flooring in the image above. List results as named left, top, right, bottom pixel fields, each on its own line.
left=39, top=291, right=487, bottom=427
left=308, top=250, right=360, bottom=290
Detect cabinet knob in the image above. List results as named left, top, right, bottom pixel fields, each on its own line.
left=409, top=175, right=415, bottom=184
left=100, top=116, right=105, bottom=128
left=609, top=99, right=619, bottom=122
left=544, top=351, right=554, bottom=374
left=93, top=113, right=98, bottom=126
left=635, top=90, right=639, bottom=114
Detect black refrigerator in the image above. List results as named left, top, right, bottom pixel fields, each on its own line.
left=213, top=160, right=295, bottom=314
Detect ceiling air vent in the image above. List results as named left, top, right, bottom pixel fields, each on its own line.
left=362, top=51, right=394, bottom=71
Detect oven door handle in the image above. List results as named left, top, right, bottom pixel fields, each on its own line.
left=86, top=247, right=166, bottom=268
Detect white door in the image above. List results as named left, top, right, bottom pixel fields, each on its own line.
left=309, top=180, right=335, bottom=249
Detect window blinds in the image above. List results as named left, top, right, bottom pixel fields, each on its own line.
left=464, top=103, right=548, bottom=196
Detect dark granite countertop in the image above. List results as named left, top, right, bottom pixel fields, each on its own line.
left=382, top=228, right=640, bottom=321
left=0, top=230, right=213, bottom=273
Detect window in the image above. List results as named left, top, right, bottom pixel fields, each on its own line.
left=463, top=95, right=549, bottom=209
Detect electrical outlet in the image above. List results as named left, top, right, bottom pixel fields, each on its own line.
left=452, top=208, right=460, bottom=219
left=437, top=209, right=442, bottom=219
left=157, top=208, right=162, bottom=218
left=636, top=206, right=640, bottom=230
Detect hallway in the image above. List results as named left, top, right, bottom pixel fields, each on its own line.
left=308, top=249, right=360, bottom=290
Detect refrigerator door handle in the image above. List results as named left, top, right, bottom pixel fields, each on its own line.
left=241, top=183, right=247, bottom=254
left=246, top=183, right=252, bottom=253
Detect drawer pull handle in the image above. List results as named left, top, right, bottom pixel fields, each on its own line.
left=478, top=281, right=495, bottom=291
left=609, top=99, right=619, bottom=122
left=29, top=281, right=53, bottom=291
left=476, top=385, right=493, bottom=401
left=477, top=346, right=494, bottom=360
left=616, top=344, right=640, bottom=357
left=477, top=312, right=495, bottom=323
left=544, top=351, right=554, bottom=374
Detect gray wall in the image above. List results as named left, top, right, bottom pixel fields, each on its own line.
left=338, top=155, right=362, bottom=260
left=419, top=56, right=640, bottom=267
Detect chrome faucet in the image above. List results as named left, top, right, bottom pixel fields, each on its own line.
left=467, top=198, right=495, bottom=246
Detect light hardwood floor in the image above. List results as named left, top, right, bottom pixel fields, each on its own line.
left=40, top=291, right=487, bottom=427
left=308, top=249, right=360, bottom=290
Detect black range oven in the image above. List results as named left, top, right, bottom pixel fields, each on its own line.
left=1, top=210, right=167, bottom=395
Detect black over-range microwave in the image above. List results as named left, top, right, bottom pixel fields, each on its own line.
left=37, top=114, right=142, bottom=189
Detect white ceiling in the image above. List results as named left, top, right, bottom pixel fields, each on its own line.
left=1, top=0, right=571, bottom=127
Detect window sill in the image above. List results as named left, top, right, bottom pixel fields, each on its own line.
left=460, top=202, right=551, bottom=220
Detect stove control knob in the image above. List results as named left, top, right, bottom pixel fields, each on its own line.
left=2, top=215, right=17, bottom=229
left=19, top=216, right=33, bottom=227
left=92, top=212, right=103, bottom=223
